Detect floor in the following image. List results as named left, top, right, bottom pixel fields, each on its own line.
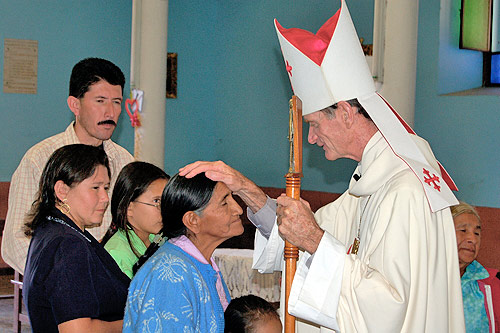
left=0, top=297, right=30, bottom=333
left=0, top=272, right=31, bottom=333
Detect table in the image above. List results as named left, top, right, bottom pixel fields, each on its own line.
left=213, top=248, right=281, bottom=303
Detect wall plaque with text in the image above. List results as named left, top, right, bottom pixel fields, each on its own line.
left=3, top=39, right=38, bottom=94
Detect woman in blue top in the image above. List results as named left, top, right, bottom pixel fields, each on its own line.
left=23, top=144, right=130, bottom=333
left=452, top=201, right=500, bottom=333
left=124, top=173, right=244, bottom=332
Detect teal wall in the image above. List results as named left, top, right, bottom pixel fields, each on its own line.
left=437, top=0, right=482, bottom=94
left=4, top=0, right=497, bottom=208
left=166, top=0, right=373, bottom=191
left=0, top=0, right=134, bottom=178
left=1, top=0, right=373, bottom=195
left=416, top=0, right=500, bottom=208
left=163, top=1, right=219, bottom=176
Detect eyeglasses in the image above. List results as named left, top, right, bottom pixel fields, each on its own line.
left=135, top=201, right=160, bottom=209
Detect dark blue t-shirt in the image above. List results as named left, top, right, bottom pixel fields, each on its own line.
left=23, top=209, right=130, bottom=332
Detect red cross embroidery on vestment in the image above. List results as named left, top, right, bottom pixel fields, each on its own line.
left=423, top=168, right=441, bottom=192
left=286, top=60, right=292, bottom=76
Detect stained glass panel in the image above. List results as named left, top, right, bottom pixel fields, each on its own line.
left=460, top=0, right=492, bottom=51
left=491, top=53, right=500, bottom=84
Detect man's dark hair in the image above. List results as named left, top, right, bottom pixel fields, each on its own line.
left=322, top=98, right=372, bottom=120
left=69, top=57, right=125, bottom=98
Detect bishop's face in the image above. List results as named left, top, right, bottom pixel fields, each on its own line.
left=305, top=109, right=350, bottom=161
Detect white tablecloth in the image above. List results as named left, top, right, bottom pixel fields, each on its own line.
left=213, top=248, right=281, bottom=303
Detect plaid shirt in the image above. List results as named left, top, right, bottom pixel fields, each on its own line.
left=1, top=122, right=134, bottom=273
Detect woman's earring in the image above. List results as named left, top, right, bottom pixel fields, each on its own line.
left=60, top=199, right=71, bottom=214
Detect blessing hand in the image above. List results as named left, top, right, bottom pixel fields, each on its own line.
left=179, top=161, right=267, bottom=213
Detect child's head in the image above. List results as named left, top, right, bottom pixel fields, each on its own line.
left=109, top=161, right=169, bottom=256
left=224, top=295, right=282, bottom=333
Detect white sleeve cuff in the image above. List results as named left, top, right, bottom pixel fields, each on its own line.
left=252, top=222, right=284, bottom=273
left=288, top=232, right=346, bottom=331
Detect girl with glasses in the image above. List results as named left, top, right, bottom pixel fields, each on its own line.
left=103, top=161, right=169, bottom=278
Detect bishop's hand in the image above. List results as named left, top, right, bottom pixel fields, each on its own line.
left=276, top=194, right=324, bottom=254
left=179, top=160, right=267, bottom=213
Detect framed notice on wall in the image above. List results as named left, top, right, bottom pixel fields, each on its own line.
left=3, top=38, right=38, bottom=94
left=166, top=52, right=177, bottom=98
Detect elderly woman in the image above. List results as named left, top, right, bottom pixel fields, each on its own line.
left=23, top=144, right=130, bottom=333
left=123, top=173, right=244, bottom=332
left=104, top=161, right=169, bottom=278
left=452, top=201, right=500, bottom=333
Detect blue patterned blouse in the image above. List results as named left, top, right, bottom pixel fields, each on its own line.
left=461, top=260, right=490, bottom=333
left=123, top=241, right=230, bottom=332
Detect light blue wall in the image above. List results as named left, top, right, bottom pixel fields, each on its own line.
left=0, top=0, right=373, bottom=195
left=194, top=0, right=373, bottom=193
left=164, top=0, right=373, bottom=192
left=0, top=0, right=134, bottom=179
left=437, top=0, right=482, bottom=94
left=7, top=0, right=495, bottom=210
left=416, top=0, right=500, bottom=208
left=163, top=1, right=218, bottom=176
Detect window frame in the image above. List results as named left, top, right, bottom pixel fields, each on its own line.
left=483, top=52, right=500, bottom=87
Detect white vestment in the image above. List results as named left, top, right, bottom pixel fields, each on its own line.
left=252, top=132, right=465, bottom=332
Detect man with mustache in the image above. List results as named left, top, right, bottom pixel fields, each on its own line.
left=2, top=57, right=134, bottom=274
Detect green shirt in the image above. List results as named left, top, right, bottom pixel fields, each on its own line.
left=104, top=229, right=154, bottom=279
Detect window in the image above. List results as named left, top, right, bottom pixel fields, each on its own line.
left=460, top=0, right=500, bottom=87
left=484, top=52, right=500, bottom=85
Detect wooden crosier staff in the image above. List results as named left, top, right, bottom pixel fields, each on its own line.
left=284, top=95, right=302, bottom=333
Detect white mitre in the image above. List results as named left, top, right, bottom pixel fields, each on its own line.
left=274, top=0, right=458, bottom=212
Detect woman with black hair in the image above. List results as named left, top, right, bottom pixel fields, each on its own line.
left=23, top=144, right=130, bottom=333
left=123, top=173, right=244, bottom=332
left=103, top=161, right=169, bottom=278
